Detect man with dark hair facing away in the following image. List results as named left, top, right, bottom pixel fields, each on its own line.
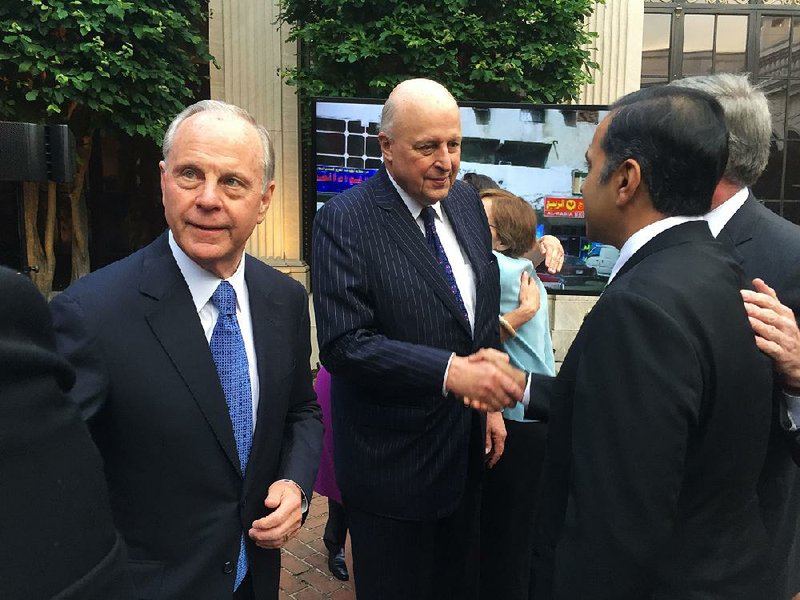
left=471, top=86, right=774, bottom=599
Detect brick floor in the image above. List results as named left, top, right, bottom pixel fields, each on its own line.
left=280, top=494, right=355, bottom=599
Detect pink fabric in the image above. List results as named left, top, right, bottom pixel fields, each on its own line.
left=313, top=367, right=341, bottom=503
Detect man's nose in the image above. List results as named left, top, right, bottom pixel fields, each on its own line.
left=195, top=181, right=221, bottom=208
left=433, top=144, right=452, bottom=171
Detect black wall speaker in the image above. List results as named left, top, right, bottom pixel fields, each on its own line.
left=0, top=121, right=75, bottom=183
left=46, top=124, right=76, bottom=183
left=0, top=122, right=48, bottom=182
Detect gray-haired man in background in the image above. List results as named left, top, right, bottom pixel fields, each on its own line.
left=673, top=73, right=800, bottom=599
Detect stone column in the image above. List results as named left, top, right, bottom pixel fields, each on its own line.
left=579, top=0, right=644, bottom=105
left=208, top=0, right=308, bottom=287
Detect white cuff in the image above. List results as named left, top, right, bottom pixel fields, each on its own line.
left=442, top=353, right=454, bottom=397
left=783, top=391, right=800, bottom=432
left=522, top=375, right=531, bottom=409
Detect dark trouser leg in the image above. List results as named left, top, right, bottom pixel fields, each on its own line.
left=479, top=420, right=547, bottom=600
left=347, top=417, right=483, bottom=600
left=323, top=498, right=348, bottom=551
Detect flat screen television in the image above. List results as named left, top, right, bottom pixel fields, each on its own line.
left=305, top=98, right=612, bottom=295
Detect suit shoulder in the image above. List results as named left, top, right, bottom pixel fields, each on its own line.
left=754, top=200, right=800, bottom=247
left=56, top=241, right=154, bottom=303
left=451, top=179, right=481, bottom=201
left=245, top=256, right=308, bottom=301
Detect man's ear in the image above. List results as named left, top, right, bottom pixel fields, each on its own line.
left=615, top=158, right=642, bottom=208
left=256, top=180, right=276, bottom=224
left=378, top=132, right=392, bottom=164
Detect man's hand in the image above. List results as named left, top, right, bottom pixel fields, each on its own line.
left=458, top=349, right=527, bottom=412
left=742, top=278, right=800, bottom=392
left=531, top=235, right=565, bottom=274
left=446, top=350, right=524, bottom=413
left=485, top=412, right=507, bottom=469
left=248, top=480, right=303, bottom=549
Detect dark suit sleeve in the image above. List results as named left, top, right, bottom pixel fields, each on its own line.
left=312, top=201, right=453, bottom=396
left=276, top=284, right=323, bottom=499
left=553, top=293, right=703, bottom=600
left=49, top=290, right=111, bottom=422
left=778, top=264, right=800, bottom=465
left=525, top=373, right=557, bottom=421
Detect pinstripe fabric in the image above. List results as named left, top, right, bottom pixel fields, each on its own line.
left=312, top=166, right=501, bottom=520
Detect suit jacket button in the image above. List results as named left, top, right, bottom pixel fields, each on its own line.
left=223, top=561, right=234, bottom=574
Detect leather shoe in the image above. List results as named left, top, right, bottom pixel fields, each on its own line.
left=327, top=546, right=349, bottom=581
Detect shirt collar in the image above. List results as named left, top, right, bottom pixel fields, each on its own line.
left=607, top=215, right=705, bottom=284
left=386, top=169, right=444, bottom=222
left=703, top=186, right=749, bottom=238
left=168, top=231, right=247, bottom=313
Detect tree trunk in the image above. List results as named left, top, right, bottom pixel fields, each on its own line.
left=22, top=181, right=56, bottom=295
left=70, top=134, right=93, bottom=282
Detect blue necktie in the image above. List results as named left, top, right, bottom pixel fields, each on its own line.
left=421, top=206, right=469, bottom=323
left=210, top=281, right=253, bottom=591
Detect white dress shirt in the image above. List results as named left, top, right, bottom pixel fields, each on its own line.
left=168, top=231, right=260, bottom=427
left=607, top=215, right=705, bottom=285
left=704, top=187, right=749, bottom=238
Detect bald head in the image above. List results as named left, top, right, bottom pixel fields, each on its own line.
left=380, top=79, right=459, bottom=138
left=378, top=79, right=462, bottom=206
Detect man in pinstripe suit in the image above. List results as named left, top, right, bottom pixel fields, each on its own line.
left=312, top=79, right=524, bottom=600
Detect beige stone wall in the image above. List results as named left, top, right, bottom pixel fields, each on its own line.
left=578, top=0, right=644, bottom=105
left=208, top=0, right=308, bottom=287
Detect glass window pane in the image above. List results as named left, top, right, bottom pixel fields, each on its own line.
left=784, top=142, right=800, bottom=200
left=347, top=135, right=364, bottom=156
left=761, top=79, right=788, bottom=140
left=792, top=17, right=800, bottom=79
left=641, top=77, right=669, bottom=88
left=715, top=15, right=748, bottom=73
left=642, top=13, right=672, bottom=78
left=752, top=138, right=783, bottom=201
left=783, top=201, right=800, bottom=226
left=760, top=16, right=791, bottom=78
left=764, top=201, right=782, bottom=217
left=683, top=15, right=715, bottom=76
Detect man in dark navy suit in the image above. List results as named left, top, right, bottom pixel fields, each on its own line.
left=312, top=78, right=522, bottom=600
left=50, top=101, right=322, bottom=600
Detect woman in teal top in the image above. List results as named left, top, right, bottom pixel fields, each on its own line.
left=479, top=188, right=557, bottom=600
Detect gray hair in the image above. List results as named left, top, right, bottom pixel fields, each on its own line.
left=670, top=73, right=771, bottom=187
left=162, top=100, right=275, bottom=192
left=380, top=96, right=398, bottom=138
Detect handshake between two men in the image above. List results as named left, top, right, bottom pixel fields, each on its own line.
left=446, top=349, right=527, bottom=413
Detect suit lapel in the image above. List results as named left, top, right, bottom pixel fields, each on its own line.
left=442, top=193, right=483, bottom=282
left=140, top=236, right=243, bottom=478
left=373, top=170, right=472, bottom=335
left=244, top=260, right=288, bottom=489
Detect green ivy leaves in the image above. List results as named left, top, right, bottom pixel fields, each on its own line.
left=278, top=0, right=601, bottom=103
left=0, top=1, right=212, bottom=143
